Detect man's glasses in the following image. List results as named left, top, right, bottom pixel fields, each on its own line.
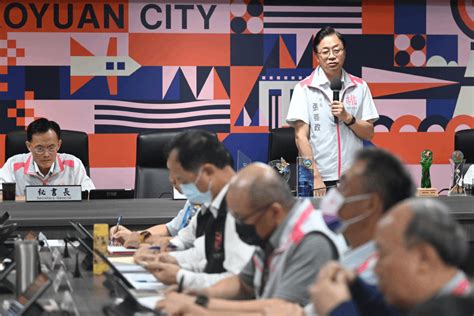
left=33, top=145, right=58, bottom=155
left=318, top=47, right=344, bottom=59
left=231, top=204, right=272, bottom=225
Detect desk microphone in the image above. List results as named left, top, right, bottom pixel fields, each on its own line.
left=330, top=77, right=342, bottom=124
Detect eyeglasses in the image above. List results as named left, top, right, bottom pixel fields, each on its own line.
left=231, top=204, right=272, bottom=225
left=33, top=145, right=58, bottom=155
left=318, top=47, right=344, bottom=58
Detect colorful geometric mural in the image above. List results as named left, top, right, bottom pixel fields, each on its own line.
left=0, top=0, right=473, bottom=191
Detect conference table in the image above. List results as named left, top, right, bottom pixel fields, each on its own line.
left=1, top=196, right=473, bottom=240
left=0, top=196, right=473, bottom=314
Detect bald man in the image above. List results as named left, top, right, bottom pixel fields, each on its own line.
left=311, top=198, right=471, bottom=316
left=157, top=162, right=346, bottom=315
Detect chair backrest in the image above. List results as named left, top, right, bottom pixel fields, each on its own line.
left=134, top=131, right=178, bottom=199
left=5, top=130, right=90, bottom=175
left=455, top=129, right=474, bottom=164
left=268, top=127, right=299, bottom=191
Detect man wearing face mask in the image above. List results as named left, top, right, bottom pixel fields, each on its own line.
left=259, top=148, right=415, bottom=316
left=157, top=163, right=346, bottom=315
left=136, top=130, right=255, bottom=290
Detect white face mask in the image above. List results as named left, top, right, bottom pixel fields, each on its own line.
left=179, top=169, right=212, bottom=205
left=320, top=188, right=372, bottom=234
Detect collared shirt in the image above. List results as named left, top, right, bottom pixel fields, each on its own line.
left=170, top=184, right=255, bottom=290
left=437, top=270, right=471, bottom=296
left=166, top=200, right=199, bottom=237
left=239, top=199, right=343, bottom=306
left=0, top=153, right=95, bottom=195
left=286, top=66, right=379, bottom=181
left=33, top=160, right=55, bottom=178
left=304, top=241, right=379, bottom=316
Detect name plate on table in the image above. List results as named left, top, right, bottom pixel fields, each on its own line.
left=25, top=185, right=82, bottom=202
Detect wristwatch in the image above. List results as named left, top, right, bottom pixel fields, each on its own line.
left=195, top=295, right=209, bottom=308
left=345, top=115, right=356, bottom=127
left=138, top=230, right=151, bottom=243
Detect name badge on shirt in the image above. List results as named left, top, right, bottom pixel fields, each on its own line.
left=25, top=185, right=82, bottom=202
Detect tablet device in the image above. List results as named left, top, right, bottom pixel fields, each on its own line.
left=89, top=189, right=134, bottom=200
left=76, top=237, right=135, bottom=289
left=0, top=223, right=17, bottom=245
left=7, top=273, right=52, bottom=316
left=0, top=212, right=10, bottom=225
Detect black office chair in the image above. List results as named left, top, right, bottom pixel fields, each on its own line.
left=5, top=129, right=90, bottom=175
left=454, top=129, right=474, bottom=175
left=268, top=127, right=298, bottom=191
left=134, top=131, right=178, bottom=199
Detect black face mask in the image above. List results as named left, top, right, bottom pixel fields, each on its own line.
left=235, top=222, right=266, bottom=248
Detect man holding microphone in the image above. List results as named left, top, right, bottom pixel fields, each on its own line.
left=286, top=26, right=379, bottom=196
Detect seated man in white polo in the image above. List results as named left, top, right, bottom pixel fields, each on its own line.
left=0, top=118, right=95, bottom=196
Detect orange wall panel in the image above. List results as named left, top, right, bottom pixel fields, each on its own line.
left=89, top=134, right=136, bottom=168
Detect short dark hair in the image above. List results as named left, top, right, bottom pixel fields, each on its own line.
left=26, top=118, right=61, bottom=142
left=166, top=130, right=233, bottom=172
left=355, top=148, right=415, bottom=212
left=404, top=198, right=468, bottom=267
left=313, top=26, right=346, bottom=53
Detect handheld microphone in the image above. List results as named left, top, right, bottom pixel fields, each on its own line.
left=330, top=77, right=342, bottom=124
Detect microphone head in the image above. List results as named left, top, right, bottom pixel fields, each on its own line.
left=330, top=77, right=342, bottom=91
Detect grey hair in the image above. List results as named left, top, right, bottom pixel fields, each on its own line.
left=247, top=166, right=296, bottom=212
left=404, top=198, right=468, bottom=267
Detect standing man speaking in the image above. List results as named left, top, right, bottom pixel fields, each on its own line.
left=286, top=26, right=379, bottom=196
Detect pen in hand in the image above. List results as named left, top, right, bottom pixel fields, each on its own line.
left=177, top=275, right=184, bottom=293
left=111, top=215, right=123, bottom=245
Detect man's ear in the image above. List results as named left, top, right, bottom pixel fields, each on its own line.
left=26, top=141, right=31, bottom=152
left=201, top=163, right=215, bottom=177
left=58, top=139, right=62, bottom=150
left=414, top=242, right=439, bottom=273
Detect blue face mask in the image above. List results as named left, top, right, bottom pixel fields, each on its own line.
left=179, top=169, right=213, bottom=205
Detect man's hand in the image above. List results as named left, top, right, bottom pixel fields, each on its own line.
left=156, top=292, right=207, bottom=316
left=313, top=175, right=326, bottom=197
left=133, top=245, right=156, bottom=264
left=122, top=231, right=141, bottom=249
left=310, top=261, right=352, bottom=315
left=109, top=225, right=131, bottom=245
left=330, top=101, right=350, bottom=122
left=148, top=261, right=180, bottom=285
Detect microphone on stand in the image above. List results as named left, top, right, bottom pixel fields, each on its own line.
left=330, top=77, right=342, bottom=124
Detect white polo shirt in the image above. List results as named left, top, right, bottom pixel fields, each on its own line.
left=286, top=67, right=379, bottom=181
left=170, top=184, right=255, bottom=290
left=0, top=153, right=95, bottom=195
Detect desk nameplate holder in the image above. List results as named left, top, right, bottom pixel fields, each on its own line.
left=25, top=185, right=82, bottom=202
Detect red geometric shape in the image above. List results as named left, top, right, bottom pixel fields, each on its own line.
left=16, top=48, right=25, bottom=57
left=7, top=57, right=16, bottom=66
left=16, top=100, right=25, bottom=108
left=7, top=108, right=16, bottom=118
left=0, top=49, right=7, bottom=57
left=7, top=40, right=16, bottom=49
left=25, top=108, right=35, bottom=117
left=0, top=82, right=7, bottom=92
left=107, top=76, right=118, bottom=95
left=89, top=134, right=137, bottom=168
left=394, top=34, right=427, bottom=67
left=230, top=66, right=262, bottom=129
left=16, top=117, right=25, bottom=126
left=368, top=82, right=454, bottom=98
left=25, top=91, right=34, bottom=100
left=0, top=66, right=7, bottom=74
left=213, top=68, right=229, bottom=99
left=279, top=37, right=296, bottom=69
left=70, top=38, right=94, bottom=57
left=362, top=0, right=394, bottom=34
left=70, top=76, right=94, bottom=94
left=130, top=34, right=230, bottom=66
left=107, top=37, right=117, bottom=57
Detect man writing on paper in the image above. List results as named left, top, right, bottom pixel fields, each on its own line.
left=135, top=130, right=255, bottom=290
left=0, top=118, right=94, bottom=196
left=286, top=26, right=378, bottom=196
left=157, top=163, right=346, bottom=315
